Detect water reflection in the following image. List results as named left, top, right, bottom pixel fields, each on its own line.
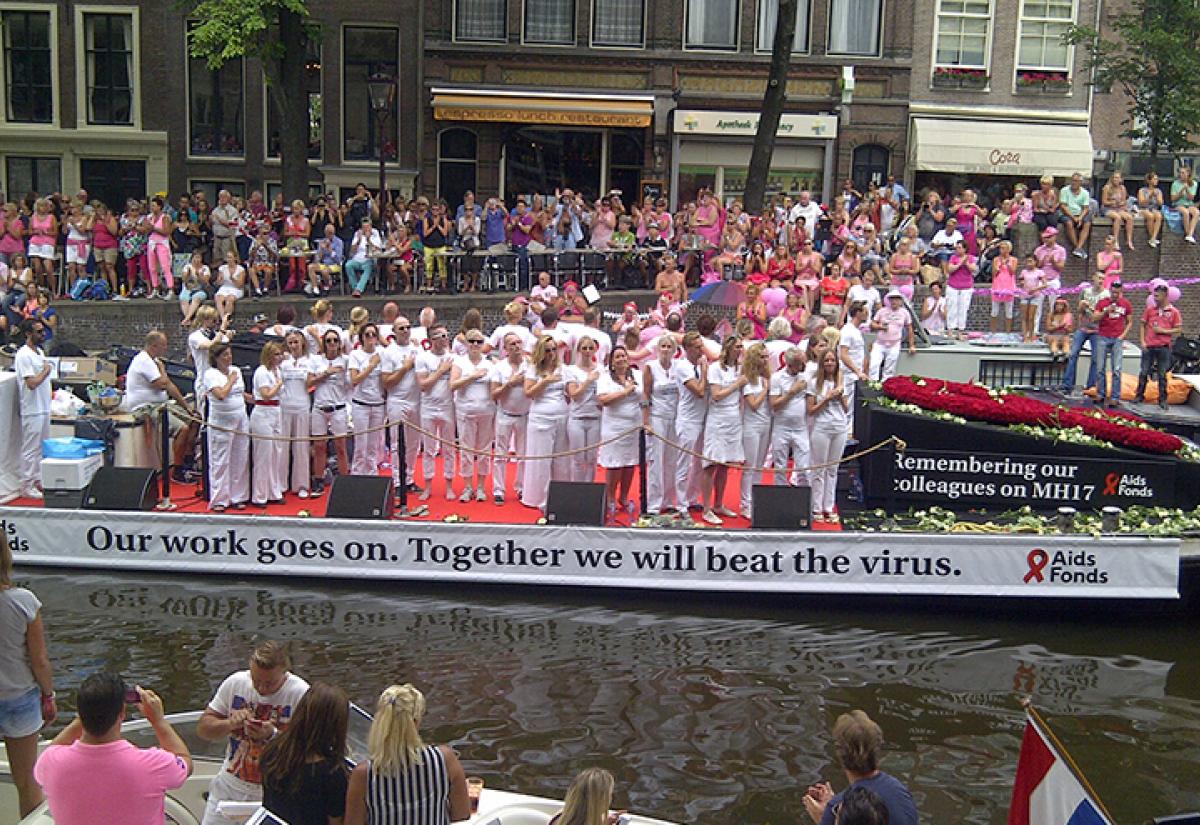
left=18, top=571, right=1200, bottom=825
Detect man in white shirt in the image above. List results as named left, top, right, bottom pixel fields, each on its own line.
left=929, top=217, right=963, bottom=263
left=769, top=347, right=811, bottom=489
left=209, top=189, right=239, bottom=263
left=670, top=332, right=709, bottom=514
left=846, top=271, right=883, bottom=319
left=788, top=190, right=825, bottom=231
left=539, top=307, right=576, bottom=363
left=344, top=218, right=384, bottom=297
left=411, top=306, right=437, bottom=349
left=124, top=331, right=194, bottom=488
left=14, top=319, right=53, bottom=498
left=415, top=323, right=456, bottom=500
left=383, top=316, right=423, bottom=495
left=486, top=301, right=537, bottom=354
left=489, top=332, right=532, bottom=503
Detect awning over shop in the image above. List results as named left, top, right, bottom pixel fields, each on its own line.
left=908, top=117, right=1093, bottom=178
left=432, top=88, right=654, bottom=128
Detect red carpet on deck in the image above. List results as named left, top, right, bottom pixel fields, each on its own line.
left=6, top=458, right=842, bottom=531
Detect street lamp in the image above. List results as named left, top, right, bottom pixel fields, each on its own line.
left=368, top=70, right=396, bottom=205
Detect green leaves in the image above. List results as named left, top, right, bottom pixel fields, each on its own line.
left=183, top=0, right=315, bottom=70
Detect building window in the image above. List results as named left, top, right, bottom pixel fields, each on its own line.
left=2, top=11, right=53, bottom=123
left=851, top=144, right=889, bottom=191
left=608, top=132, right=643, bottom=206
left=935, top=0, right=990, bottom=68
left=189, top=180, right=246, bottom=204
left=187, top=26, right=243, bottom=155
left=343, top=27, right=399, bottom=163
left=84, top=13, right=134, bottom=125
left=525, top=0, right=574, bottom=43
left=756, top=0, right=809, bottom=53
left=456, top=0, right=507, bottom=41
left=1018, top=0, right=1073, bottom=71
left=268, top=41, right=321, bottom=159
left=686, top=0, right=738, bottom=49
left=828, top=0, right=881, bottom=56
left=593, top=0, right=644, bottom=46
left=5, top=156, right=61, bottom=196
left=438, top=129, right=477, bottom=209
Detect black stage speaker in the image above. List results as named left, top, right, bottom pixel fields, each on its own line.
left=82, top=467, right=159, bottom=511
left=545, top=481, right=606, bottom=526
left=326, top=476, right=394, bottom=520
left=751, top=485, right=812, bottom=530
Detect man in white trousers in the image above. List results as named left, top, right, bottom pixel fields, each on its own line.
left=489, top=332, right=531, bottom=503
left=868, top=290, right=915, bottom=381
left=14, top=320, right=52, bottom=499
left=670, top=332, right=709, bottom=514
left=769, top=347, right=811, bottom=488
left=415, top=323, right=456, bottom=500
left=383, top=316, right=423, bottom=496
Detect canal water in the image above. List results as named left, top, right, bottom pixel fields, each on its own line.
left=17, top=570, right=1200, bottom=825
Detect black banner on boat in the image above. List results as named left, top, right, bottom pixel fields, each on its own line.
left=870, top=449, right=1177, bottom=508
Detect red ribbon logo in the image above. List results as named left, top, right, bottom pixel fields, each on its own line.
left=1103, top=473, right=1120, bottom=496
left=1024, top=549, right=1049, bottom=583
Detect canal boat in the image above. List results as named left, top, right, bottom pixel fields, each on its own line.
left=0, top=707, right=678, bottom=825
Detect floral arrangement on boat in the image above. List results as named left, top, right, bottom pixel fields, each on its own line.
left=881, top=376, right=1185, bottom=456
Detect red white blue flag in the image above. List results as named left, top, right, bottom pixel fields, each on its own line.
left=1008, top=709, right=1115, bottom=825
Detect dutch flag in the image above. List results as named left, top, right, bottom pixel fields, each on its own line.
left=1008, top=707, right=1115, bottom=825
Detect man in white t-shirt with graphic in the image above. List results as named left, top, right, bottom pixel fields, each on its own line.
left=197, top=641, right=308, bottom=825
left=868, top=290, right=915, bottom=381
left=14, top=319, right=53, bottom=499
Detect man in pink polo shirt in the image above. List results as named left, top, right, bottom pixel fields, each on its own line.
left=35, top=672, right=191, bottom=825
left=1135, top=283, right=1183, bottom=409
left=868, top=289, right=915, bottom=381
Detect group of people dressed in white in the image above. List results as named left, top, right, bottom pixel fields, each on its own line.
left=174, top=291, right=901, bottom=523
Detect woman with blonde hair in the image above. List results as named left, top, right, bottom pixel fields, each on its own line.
left=564, top=333, right=603, bottom=482
left=738, top=342, right=772, bottom=520
left=549, top=767, right=620, bottom=825
left=596, top=345, right=644, bottom=521
left=251, top=340, right=287, bottom=506
left=700, top=336, right=747, bottom=525
left=347, top=305, right=371, bottom=347
left=522, top=335, right=572, bottom=509
left=1101, top=172, right=1134, bottom=251
left=345, top=684, right=470, bottom=825
left=304, top=298, right=342, bottom=355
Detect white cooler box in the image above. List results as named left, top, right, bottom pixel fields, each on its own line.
left=40, top=454, right=104, bottom=490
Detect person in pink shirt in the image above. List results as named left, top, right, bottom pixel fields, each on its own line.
left=1017, top=255, right=1046, bottom=343
left=989, top=240, right=1018, bottom=333
left=1135, top=284, right=1183, bottom=409
left=1095, top=234, right=1124, bottom=290
left=34, top=672, right=191, bottom=825
left=868, top=289, right=914, bottom=380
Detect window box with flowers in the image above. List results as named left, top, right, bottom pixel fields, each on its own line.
left=932, top=67, right=989, bottom=90
left=1016, top=69, right=1072, bottom=93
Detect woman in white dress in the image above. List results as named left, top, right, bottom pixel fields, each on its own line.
left=564, top=334, right=603, bottom=482
left=521, top=335, right=571, bottom=510
left=304, top=299, right=345, bottom=356
left=250, top=341, right=286, bottom=506
left=213, top=250, right=246, bottom=321
left=450, top=328, right=495, bottom=502
left=807, top=349, right=851, bottom=523
left=701, top=336, right=746, bottom=525
left=642, top=334, right=680, bottom=515
left=280, top=331, right=313, bottom=498
left=597, top=346, right=644, bottom=521
left=739, top=343, right=772, bottom=520
left=348, top=323, right=387, bottom=476
left=205, top=342, right=250, bottom=511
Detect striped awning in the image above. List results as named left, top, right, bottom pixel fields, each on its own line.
left=432, top=88, right=654, bottom=128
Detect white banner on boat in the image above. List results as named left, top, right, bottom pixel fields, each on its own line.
left=0, top=509, right=1180, bottom=599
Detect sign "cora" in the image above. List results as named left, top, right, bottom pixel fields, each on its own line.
left=989, top=149, right=1022, bottom=166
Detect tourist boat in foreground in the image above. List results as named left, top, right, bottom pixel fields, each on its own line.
left=0, top=708, right=677, bottom=825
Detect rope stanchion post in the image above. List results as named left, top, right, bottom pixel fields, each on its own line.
left=159, top=406, right=171, bottom=502
left=638, top=426, right=648, bottom=517
left=396, top=422, right=408, bottom=511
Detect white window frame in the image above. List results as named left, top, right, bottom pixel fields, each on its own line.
left=589, top=0, right=648, bottom=49
left=1014, top=0, right=1076, bottom=73
left=0, top=2, right=59, bottom=129
left=931, top=0, right=991, bottom=71
left=521, top=0, right=576, bottom=46
left=451, top=0, right=508, bottom=43
left=183, top=21, right=246, bottom=161
left=826, top=0, right=884, bottom=58
left=754, top=0, right=811, bottom=55
left=340, top=22, right=401, bottom=169
left=436, top=126, right=479, bottom=201
left=682, top=0, right=741, bottom=52
left=264, top=41, right=324, bottom=165
left=73, top=4, right=140, bottom=130
left=2, top=153, right=62, bottom=197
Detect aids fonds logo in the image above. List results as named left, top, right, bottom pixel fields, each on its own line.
left=1100, top=471, right=1154, bottom=499
left=1023, top=547, right=1110, bottom=585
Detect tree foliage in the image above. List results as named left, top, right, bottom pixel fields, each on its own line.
left=1065, top=0, right=1200, bottom=158
left=743, top=0, right=798, bottom=212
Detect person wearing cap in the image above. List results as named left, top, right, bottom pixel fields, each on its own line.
left=868, top=290, right=914, bottom=380
left=1136, top=285, right=1183, bottom=409
left=612, top=301, right=642, bottom=335
left=1090, top=280, right=1133, bottom=408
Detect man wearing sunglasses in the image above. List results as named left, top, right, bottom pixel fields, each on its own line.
left=415, top=324, right=456, bottom=500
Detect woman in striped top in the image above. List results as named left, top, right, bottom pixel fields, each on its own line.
left=345, top=684, right=470, bottom=825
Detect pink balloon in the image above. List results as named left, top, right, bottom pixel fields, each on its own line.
left=1169, top=286, right=1182, bottom=302
left=1146, top=294, right=1156, bottom=310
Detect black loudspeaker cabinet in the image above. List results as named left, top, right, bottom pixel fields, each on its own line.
left=751, top=485, right=812, bottom=530
left=326, top=475, right=395, bottom=520
left=545, top=481, right=606, bottom=526
left=82, top=467, right=159, bottom=511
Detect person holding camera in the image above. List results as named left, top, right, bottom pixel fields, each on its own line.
left=34, top=672, right=192, bottom=825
